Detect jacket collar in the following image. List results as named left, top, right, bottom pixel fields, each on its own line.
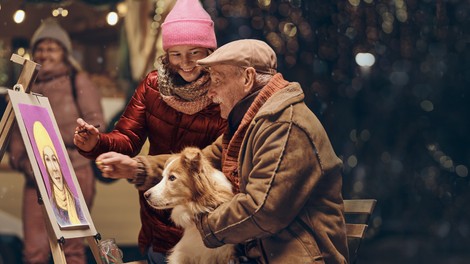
left=227, top=90, right=260, bottom=137
left=255, top=81, right=304, bottom=120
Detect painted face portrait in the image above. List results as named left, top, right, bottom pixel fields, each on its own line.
left=32, top=120, right=86, bottom=227
left=43, top=145, right=64, bottom=191
left=33, top=121, right=62, bottom=197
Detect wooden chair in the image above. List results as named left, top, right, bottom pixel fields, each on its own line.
left=344, top=199, right=377, bottom=264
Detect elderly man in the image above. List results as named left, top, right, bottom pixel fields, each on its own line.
left=97, top=39, right=349, bottom=263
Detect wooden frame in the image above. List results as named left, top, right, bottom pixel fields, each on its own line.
left=13, top=95, right=92, bottom=230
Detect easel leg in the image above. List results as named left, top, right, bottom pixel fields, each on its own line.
left=0, top=101, right=15, bottom=159
left=43, top=206, right=67, bottom=264
left=42, top=205, right=104, bottom=264
left=87, top=236, right=104, bottom=264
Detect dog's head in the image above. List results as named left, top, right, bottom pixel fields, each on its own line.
left=144, top=147, right=232, bottom=211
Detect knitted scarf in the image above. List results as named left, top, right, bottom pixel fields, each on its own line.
left=53, top=185, right=81, bottom=225
left=157, top=65, right=212, bottom=115
left=222, top=74, right=289, bottom=192
left=35, top=62, right=70, bottom=82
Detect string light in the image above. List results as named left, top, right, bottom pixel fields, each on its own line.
left=52, top=7, right=69, bottom=17
left=13, top=7, right=26, bottom=24
left=107, top=3, right=123, bottom=26
left=152, top=0, right=166, bottom=68
left=116, top=2, right=127, bottom=17
left=106, top=11, right=119, bottom=26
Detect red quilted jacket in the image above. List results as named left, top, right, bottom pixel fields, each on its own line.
left=80, top=70, right=227, bottom=253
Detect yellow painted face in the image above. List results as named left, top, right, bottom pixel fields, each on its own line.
left=33, top=121, right=63, bottom=190
left=43, top=145, right=64, bottom=191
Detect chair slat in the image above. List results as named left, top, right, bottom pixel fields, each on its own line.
left=346, top=223, right=368, bottom=239
left=344, top=199, right=377, bottom=264
left=344, top=199, right=376, bottom=214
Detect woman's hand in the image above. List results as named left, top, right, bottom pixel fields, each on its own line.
left=95, top=152, right=138, bottom=179
left=73, top=118, right=100, bottom=152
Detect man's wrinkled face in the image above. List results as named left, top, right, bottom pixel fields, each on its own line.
left=206, top=65, right=248, bottom=119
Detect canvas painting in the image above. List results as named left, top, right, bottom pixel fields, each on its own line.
left=18, top=103, right=89, bottom=229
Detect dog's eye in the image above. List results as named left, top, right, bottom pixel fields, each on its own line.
left=169, top=175, right=176, bottom=181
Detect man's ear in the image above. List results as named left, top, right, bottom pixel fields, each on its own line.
left=243, top=67, right=256, bottom=93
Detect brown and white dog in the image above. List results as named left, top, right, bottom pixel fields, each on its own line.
left=144, top=147, right=236, bottom=264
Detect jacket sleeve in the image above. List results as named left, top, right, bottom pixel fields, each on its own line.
left=79, top=74, right=152, bottom=159
left=198, top=121, right=324, bottom=247
left=8, top=123, right=34, bottom=183
left=132, top=153, right=170, bottom=191
left=131, top=135, right=225, bottom=191
left=201, top=135, right=223, bottom=171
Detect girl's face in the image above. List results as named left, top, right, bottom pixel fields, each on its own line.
left=33, top=39, right=66, bottom=71
left=167, top=46, right=210, bottom=82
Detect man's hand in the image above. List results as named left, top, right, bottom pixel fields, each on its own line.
left=95, top=152, right=138, bottom=179
left=73, top=118, right=100, bottom=152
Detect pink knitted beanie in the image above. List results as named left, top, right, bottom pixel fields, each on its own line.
left=162, top=0, right=217, bottom=51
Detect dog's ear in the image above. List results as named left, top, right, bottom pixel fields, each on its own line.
left=181, top=147, right=215, bottom=200
left=181, top=147, right=203, bottom=173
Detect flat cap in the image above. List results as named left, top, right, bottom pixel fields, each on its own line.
left=197, top=39, right=277, bottom=74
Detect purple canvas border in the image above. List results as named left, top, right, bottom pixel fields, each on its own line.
left=18, top=103, right=78, bottom=198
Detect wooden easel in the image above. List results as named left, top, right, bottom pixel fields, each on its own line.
left=0, top=54, right=39, bottom=159
left=0, top=54, right=104, bottom=264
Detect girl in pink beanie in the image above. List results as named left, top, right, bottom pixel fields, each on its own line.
left=73, top=1, right=226, bottom=263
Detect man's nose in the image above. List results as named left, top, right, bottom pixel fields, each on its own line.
left=207, top=85, right=216, bottom=99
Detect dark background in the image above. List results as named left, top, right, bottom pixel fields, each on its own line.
left=209, top=1, right=470, bottom=263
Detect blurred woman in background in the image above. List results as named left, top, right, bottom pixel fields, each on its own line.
left=8, top=18, right=105, bottom=264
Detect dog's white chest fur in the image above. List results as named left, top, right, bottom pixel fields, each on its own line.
left=144, top=147, right=236, bottom=264
left=169, top=223, right=234, bottom=264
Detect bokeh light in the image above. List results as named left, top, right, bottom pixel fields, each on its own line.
left=13, top=9, right=25, bottom=24
left=355, top=52, right=376, bottom=67
left=106, top=11, right=119, bottom=26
